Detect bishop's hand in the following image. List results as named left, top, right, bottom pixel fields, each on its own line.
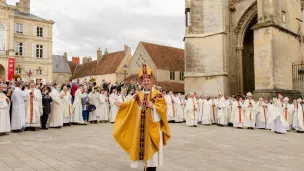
left=114, top=101, right=121, bottom=107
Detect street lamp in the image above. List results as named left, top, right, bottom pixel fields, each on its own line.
left=123, top=64, right=128, bottom=79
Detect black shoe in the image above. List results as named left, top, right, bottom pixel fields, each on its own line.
left=194, top=125, right=198, bottom=127
left=30, top=127, right=36, bottom=131
left=41, top=127, right=48, bottom=130
left=146, top=167, right=156, bottom=171
left=67, top=123, right=71, bottom=126
left=24, top=127, right=29, bottom=131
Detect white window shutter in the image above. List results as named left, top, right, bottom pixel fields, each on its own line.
left=14, top=41, right=17, bottom=55
left=14, top=23, right=17, bottom=33
left=43, top=27, right=48, bottom=38
left=32, top=43, right=36, bottom=58
left=33, top=26, right=36, bottom=36
left=43, top=45, right=47, bottom=58
left=23, top=24, right=27, bottom=35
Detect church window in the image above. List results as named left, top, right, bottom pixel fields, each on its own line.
left=37, top=27, right=43, bottom=37
left=15, top=42, right=23, bottom=56
left=185, top=8, right=191, bottom=27
left=170, top=71, right=175, bottom=80
left=36, top=67, right=42, bottom=75
left=179, top=72, right=184, bottom=81
left=15, top=23, right=23, bottom=34
left=36, top=44, right=43, bottom=58
left=282, top=11, right=286, bottom=23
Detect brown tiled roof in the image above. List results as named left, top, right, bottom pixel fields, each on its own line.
left=156, top=81, right=184, bottom=93
left=95, top=51, right=126, bottom=75
left=68, top=61, right=77, bottom=74
left=70, top=51, right=126, bottom=80
left=70, top=61, right=97, bottom=80
left=141, top=42, right=184, bottom=71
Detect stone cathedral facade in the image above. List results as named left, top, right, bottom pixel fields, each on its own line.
left=184, top=0, right=304, bottom=98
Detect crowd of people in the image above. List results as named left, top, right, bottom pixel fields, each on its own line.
left=168, top=90, right=304, bottom=134
left=0, top=78, right=303, bottom=136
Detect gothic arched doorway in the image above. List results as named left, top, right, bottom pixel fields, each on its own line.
left=0, top=65, right=5, bottom=79
left=242, top=15, right=257, bottom=93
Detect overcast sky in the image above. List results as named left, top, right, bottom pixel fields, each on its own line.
left=7, top=0, right=185, bottom=61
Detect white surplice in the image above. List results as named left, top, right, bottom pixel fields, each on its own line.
left=11, top=87, right=28, bottom=130
left=173, top=96, right=184, bottom=123
left=61, top=91, right=72, bottom=124
left=217, top=97, right=227, bottom=125
left=185, top=97, right=198, bottom=126
left=24, top=88, right=42, bottom=127
left=270, top=100, right=290, bottom=133
left=109, top=93, right=118, bottom=123
left=88, top=92, right=101, bottom=122
left=201, top=99, right=211, bottom=125
left=255, top=101, right=268, bottom=129
left=243, top=99, right=256, bottom=128
left=99, top=94, right=109, bottom=121
left=209, top=99, right=218, bottom=124
left=166, top=94, right=175, bottom=121
left=72, top=89, right=84, bottom=124
left=0, top=93, right=10, bottom=133
left=232, top=101, right=244, bottom=128
left=49, top=88, right=63, bottom=127
left=130, top=91, right=163, bottom=168
left=295, top=104, right=304, bottom=131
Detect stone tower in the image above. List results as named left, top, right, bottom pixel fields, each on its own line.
left=17, top=0, right=30, bottom=13
left=184, top=0, right=304, bottom=99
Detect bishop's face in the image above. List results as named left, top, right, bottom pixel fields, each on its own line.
left=141, top=78, right=151, bottom=90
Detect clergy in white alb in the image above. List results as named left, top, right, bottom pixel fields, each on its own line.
left=24, top=82, right=43, bottom=129
left=294, top=99, right=304, bottom=133
left=200, top=96, right=211, bottom=125
left=49, top=85, right=63, bottom=128
left=61, top=86, right=72, bottom=126
left=291, top=99, right=299, bottom=130
left=99, top=90, right=109, bottom=122
left=88, top=88, right=101, bottom=123
left=270, top=96, right=290, bottom=134
left=232, top=98, right=244, bottom=128
left=166, top=91, right=176, bottom=122
left=226, top=97, right=234, bottom=125
left=266, top=100, right=275, bottom=130
left=217, top=90, right=227, bottom=126
left=0, top=84, right=11, bottom=135
left=173, top=93, right=184, bottom=123
left=185, top=93, right=198, bottom=127
left=109, top=89, right=119, bottom=123
left=72, top=87, right=85, bottom=124
left=243, top=92, right=256, bottom=129
left=11, top=82, right=28, bottom=131
left=209, top=97, right=218, bottom=124
left=255, top=97, right=268, bottom=129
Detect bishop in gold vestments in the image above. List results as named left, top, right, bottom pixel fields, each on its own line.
left=113, top=64, right=170, bottom=171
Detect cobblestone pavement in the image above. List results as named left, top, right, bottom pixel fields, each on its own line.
left=1, top=123, right=304, bottom=171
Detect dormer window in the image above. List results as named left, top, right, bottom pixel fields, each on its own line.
left=15, top=23, right=23, bottom=34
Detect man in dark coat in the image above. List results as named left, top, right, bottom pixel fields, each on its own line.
left=41, top=87, right=53, bottom=130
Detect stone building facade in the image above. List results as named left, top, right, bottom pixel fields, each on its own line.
left=0, top=0, right=54, bottom=82
left=126, top=42, right=185, bottom=93
left=184, top=0, right=304, bottom=98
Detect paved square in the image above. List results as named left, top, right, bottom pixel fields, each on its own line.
left=1, top=123, right=304, bottom=171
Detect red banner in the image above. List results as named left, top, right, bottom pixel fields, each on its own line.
left=8, top=57, right=15, bottom=81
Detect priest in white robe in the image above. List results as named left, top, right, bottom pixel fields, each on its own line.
left=99, top=90, right=109, bottom=122
left=243, top=92, right=256, bottom=129
left=209, top=97, right=218, bottom=124
left=24, top=82, right=43, bottom=131
left=270, top=96, right=290, bottom=134
left=72, top=87, right=85, bottom=124
left=295, top=99, right=304, bottom=133
left=201, top=96, right=211, bottom=125
left=11, top=82, right=28, bottom=132
left=291, top=99, right=299, bottom=130
left=232, top=97, right=244, bottom=128
left=185, top=92, right=198, bottom=127
left=173, top=93, right=184, bottom=123
left=109, top=89, right=118, bottom=123
left=226, top=97, right=234, bottom=126
left=49, top=84, right=63, bottom=128
left=166, top=91, right=176, bottom=123
left=217, top=90, right=227, bottom=126
left=255, top=97, right=268, bottom=129
left=61, top=86, right=72, bottom=126
left=266, top=100, right=275, bottom=130
left=88, top=88, right=100, bottom=123
left=126, top=90, right=134, bottom=102
left=0, top=84, right=10, bottom=135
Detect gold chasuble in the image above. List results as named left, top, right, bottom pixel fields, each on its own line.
left=113, top=90, right=170, bottom=161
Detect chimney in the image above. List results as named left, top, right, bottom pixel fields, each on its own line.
left=17, top=0, right=30, bottom=13
left=104, top=48, right=109, bottom=55
left=124, top=45, right=131, bottom=55
left=63, top=52, right=68, bottom=60
left=97, top=47, right=103, bottom=64
left=82, top=56, right=88, bottom=64
left=72, top=56, right=80, bottom=65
